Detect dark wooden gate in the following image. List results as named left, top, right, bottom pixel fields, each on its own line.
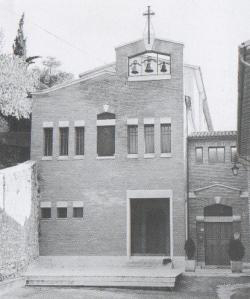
left=205, top=222, right=232, bottom=265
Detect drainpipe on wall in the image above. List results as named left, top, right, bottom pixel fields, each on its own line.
left=186, top=133, right=189, bottom=241
left=3, top=174, right=5, bottom=211
left=185, top=97, right=189, bottom=241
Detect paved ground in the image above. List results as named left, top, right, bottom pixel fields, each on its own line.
left=1, top=276, right=250, bottom=298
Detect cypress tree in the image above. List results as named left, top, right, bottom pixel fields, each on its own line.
left=13, top=13, right=26, bottom=59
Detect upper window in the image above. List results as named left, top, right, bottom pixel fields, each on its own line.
left=231, top=146, right=237, bottom=162
left=128, top=51, right=171, bottom=78
left=195, top=147, right=203, bottom=163
left=43, top=128, right=53, bottom=156
left=75, top=127, right=85, bottom=156
left=97, top=112, right=115, bottom=157
left=144, top=124, right=155, bottom=154
left=208, top=147, right=225, bottom=163
left=161, top=124, right=171, bottom=153
left=127, top=125, right=138, bottom=154
left=59, top=127, right=69, bottom=156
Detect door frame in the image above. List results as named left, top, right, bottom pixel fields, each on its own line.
left=126, top=189, right=173, bottom=259
left=196, top=215, right=241, bottom=266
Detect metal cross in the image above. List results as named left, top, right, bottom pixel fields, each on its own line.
left=143, top=6, right=155, bottom=44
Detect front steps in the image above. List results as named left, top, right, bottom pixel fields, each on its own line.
left=24, top=256, right=183, bottom=288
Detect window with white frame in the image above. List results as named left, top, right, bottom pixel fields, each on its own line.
left=208, top=147, right=225, bottom=163
left=161, top=123, right=171, bottom=153
left=97, top=112, right=115, bottom=157
left=40, top=202, right=52, bottom=219
left=57, top=207, right=67, bottom=218
left=59, top=127, right=69, bottom=156
left=127, top=125, right=138, bottom=154
left=73, top=207, right=83, bottom=218
left=43, top=128, right=53, bottom=156
left=231, top=146, right=237, bottom=162
left=73, top=201, right=84, bottom=218
left=75, top=127, right=85, bottom=156
left=41, top=207, right=51, bottom=219
left=57, top=202, right=68, bottom=218
left=144, top=124, right=155, bottom=154
left=195, top=147, right=203, bottom=163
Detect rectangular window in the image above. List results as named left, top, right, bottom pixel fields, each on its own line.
left=97, top=126, right=115, bottom=156
left=231, top=146, right=237, bottom=162
left=57, top=207, right=67, bottom=218
left=161, top=124, right=171, bottom=153
left=195, top=147, right=203, bottom=163
left=217, top=147, right=225, bottom=162
left=43, top=128, right=53, bottom=156
left=127, top=125, right=138, bottom=154
left=144, top=124, right=155, bottom=153
left=59, top=127, right=69, bottom=156
left=75, top=127, right=84, bottom=156
left=208, top=147, right=225, bottom=163
left=73, top=207, right=83, bottom=218
left=41, top=207, right=51, bottom=219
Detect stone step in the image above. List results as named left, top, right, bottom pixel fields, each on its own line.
left=25, top=274, right=179, bottom=288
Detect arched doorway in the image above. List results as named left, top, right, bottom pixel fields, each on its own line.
left=204, top=204, right=233, bottom=266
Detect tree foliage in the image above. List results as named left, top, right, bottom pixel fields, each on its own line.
left=35, top=56, right=74, bottom=90
left=13, top=13, right=26, bottom=58
left=13, top=13, right=40, bottom=65
left=0, top=54, right=39, bottom=119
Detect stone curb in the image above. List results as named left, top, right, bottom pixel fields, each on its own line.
left=0, top=277, right=25, bottom=296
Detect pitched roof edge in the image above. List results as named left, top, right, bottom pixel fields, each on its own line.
left=31, top=69, right=116, bottom=96
left=79, top=62, right=115, bottom=78
left=115, top=37, right=184, bottom=50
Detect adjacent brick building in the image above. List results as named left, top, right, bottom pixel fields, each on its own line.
left=188, top=131, right=249, bottom=266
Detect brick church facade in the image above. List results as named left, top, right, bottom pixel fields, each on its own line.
left=31, top=34, right=250, bottom=266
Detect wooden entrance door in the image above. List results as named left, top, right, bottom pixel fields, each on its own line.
left=205, top=222, right=232, bottom=265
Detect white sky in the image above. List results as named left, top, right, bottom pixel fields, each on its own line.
left=0, top=0, right=250, bottom=130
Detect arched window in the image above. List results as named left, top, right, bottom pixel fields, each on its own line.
left=97, top=112, right=116, bottom=120
left=204, top=204, right=232, bottom=217
left=97, top=112, right=116, bottom=157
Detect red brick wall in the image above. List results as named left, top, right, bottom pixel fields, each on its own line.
left=31, top=39, right=186, bottom=257
left=188, top=135, right=250, bottom=263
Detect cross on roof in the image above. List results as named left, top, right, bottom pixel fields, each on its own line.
left=143, top=6, right=155, bottom=45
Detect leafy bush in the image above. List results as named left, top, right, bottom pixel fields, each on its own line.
left=184, top=238, right=196, bottom=260
left=228, top=239, right=245, bottom=261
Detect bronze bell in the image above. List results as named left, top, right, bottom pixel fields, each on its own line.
left=131, top=60, right=139, bottom=74
left=145, top=61, right=154, bottom=73
left=160, top=61, right=167, bottom=73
